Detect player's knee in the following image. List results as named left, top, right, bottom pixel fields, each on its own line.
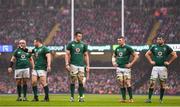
left=70, top=78, right=76, bottom=84
left=32, top=80, right=37, bottom=86
left=16, top=79, right=22, bottom=85
left=149, top=81, right=155, bottom=88
left=40, top=80, right=47, bottom=87
left=118, top=81, right=124, bottom=87
left=78, top=78, right=84, bottom=84
left=160, top=82, right=166, bottom=89
left=126, top=82, right=131, bottom=87
left=79, top=83, right=84, bottom=88
left=22, top=79, right=28, bottom=85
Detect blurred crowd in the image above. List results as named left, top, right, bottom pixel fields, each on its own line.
left=0, top=0, right=179, bottom=46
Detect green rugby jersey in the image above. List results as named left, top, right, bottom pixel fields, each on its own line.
left=114, top=45, right=134, bottom=68
left=66, top=41, right=88, bottom=66
left=150, top=44, right=173, bottom=66
left=13, top=48, right=31, bottom=69
left=33, top=45, right=50, bottom=70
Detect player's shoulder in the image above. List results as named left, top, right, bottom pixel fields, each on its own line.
left=42, top=45, right=48, bottom=48
left=149, top=44, right=157, bottom=49
left=125, top=44, right=133, bottom=50
left=164, top=44, right=171, bottom=48
left=80, top=41, right=88, bottom=46
left=13, top=48, right=19, bottom=55
left=115, top=45, right=120, bottom=50
left=67, top=41, right=74, bottom=45
left=125, top=44, right=132, bottom=48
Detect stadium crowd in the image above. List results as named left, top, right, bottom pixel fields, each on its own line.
left=0, top=0, right=179, bottom=46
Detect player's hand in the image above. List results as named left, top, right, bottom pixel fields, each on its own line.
left=112, top=63, right=118, bottom=67
left=47, top=66, right=51, bottom=72
left=125, top=63, right=133, bottom=68
left=8, top=67, right=13, bottom=74
left=164, top=61, right=170, bottom=66
left=66, top=65, right=71, bottom=72
left=150, top=61, right=155, bottom=65
left=86, top=66, right=90, bottom=72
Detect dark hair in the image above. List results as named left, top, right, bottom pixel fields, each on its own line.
left=35, top=38, right=43, bottom=43
left=118, top=36, right=125, bottom=39
left=157, top=35, right=165, bottom=40
left=75, top=31, right=83, bottom=36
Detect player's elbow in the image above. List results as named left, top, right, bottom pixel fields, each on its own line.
left=174, top=53, right=178, bottom=59
left=145, top=53, right=149, bottom=58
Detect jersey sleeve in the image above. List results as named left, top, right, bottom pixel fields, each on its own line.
left=149, top=45, right=154, bottom=52
left=166, top=45, right=173, bottom=55
left=44, top=47, right=50, bottom=54
left=66, top=42, right=72, bottom=51
left=13, top=49, right=18, bottom=57
left=114, top=48, right=117, bottom=57
left=127, top=46, right=135, bottom=54
left=83, top=44, right=88, bottom=53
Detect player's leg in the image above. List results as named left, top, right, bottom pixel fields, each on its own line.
left=39, top=75, right=49, bottom=101
left=126, top=79, right=133, bottom=102
left=77, top=68, right=85, bottom=102
left=69, top=75, right=77, bottom=102
left=22, top=68, right=30, bottom=101
left=124, top=69, right=133, bottom=102
left=69, top=64, right=78, bottom=102
left=159, top=67, right=168, bottom=103
left=22, top=78, right=28, bottom=101
left=31, top=71, right=39, bottom=101
left=145, top=67, right=157, bottom=103
left=116, top=69, right=126, bottom=102
left=159, top=80, right=166, bottom=103
left=14, top=69, right=23, bottom=101
left=16, top=79, right=22, bottom=101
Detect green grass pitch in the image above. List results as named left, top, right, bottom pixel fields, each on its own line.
left=0, top=94, right=179, bottom=106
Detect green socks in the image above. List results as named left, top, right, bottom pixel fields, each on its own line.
left=120, top=88, right=126, bottom=100
left=127, top=87, right=133, bottom=99
left=17, top=85, right=21, bottom=97
left=148, top=88, right=154, bottom=100
left=160, top=88, right=165, bottom=100
left=70, top=84, right=75, bottom=98
left=23, top=84, right=27, bottom=97
left=78, top=84, right=84, bottom=97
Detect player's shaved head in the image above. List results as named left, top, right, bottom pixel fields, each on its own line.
left=19, top=39, right=26, bottom=48
left=19, top=39, right=26, bottom=43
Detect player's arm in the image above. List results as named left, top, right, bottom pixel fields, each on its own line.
left=46, top=53, right=51, bottom=72
left=112, top=53, right=118, bottom=67
left=130, top=52, right=139, bottom=66
left=126, top=52, right=139, bottom=68
left=145, top=50, right=155, bottom=65
left=164, top=51, right=177, bottom=65
left=84, top=51, right=90, bottom=71
left=29, top=56, right=35, bottom=70
left=65, top=50, right=71, bottom=71
left=84, top=51, right=90, bottom=80
left=8, top=56, right=16, bottom=74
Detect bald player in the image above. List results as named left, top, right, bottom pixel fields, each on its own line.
left=8, top=39, right=34, bottom=101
